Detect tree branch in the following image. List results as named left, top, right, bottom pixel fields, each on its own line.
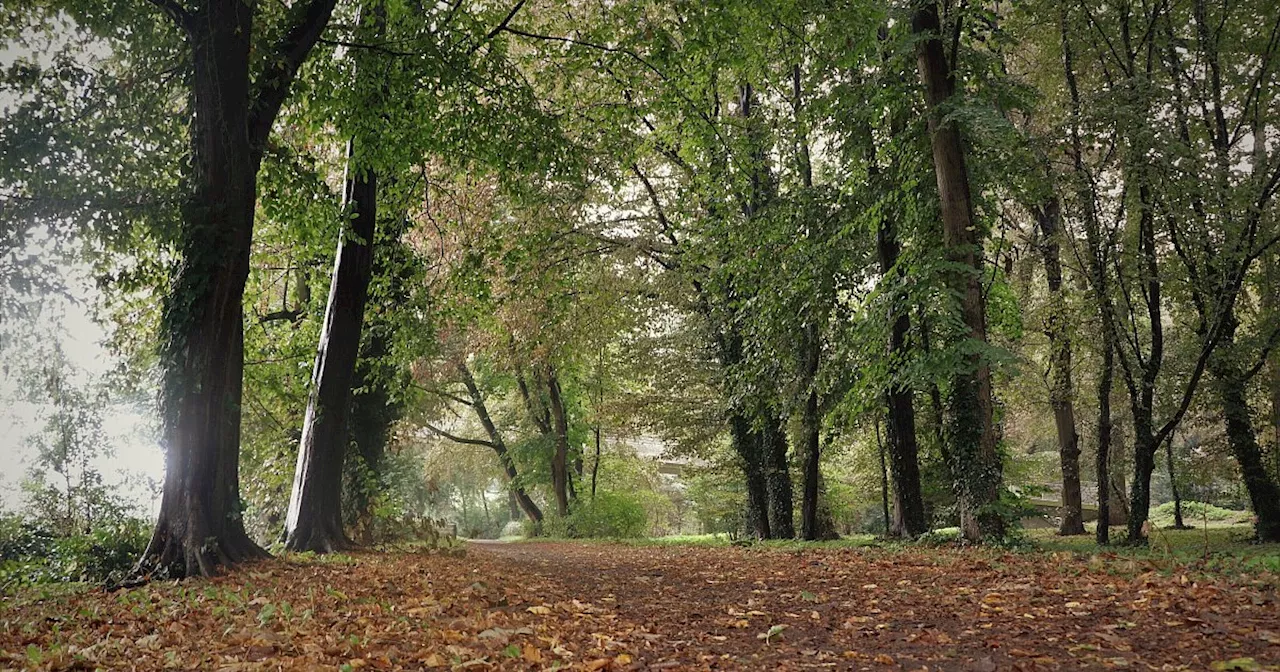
left=248, top=0, right=339, bottom=160
left=422, top=422, right=494, bottom=448
left=145, top=0, right=193, bottom=32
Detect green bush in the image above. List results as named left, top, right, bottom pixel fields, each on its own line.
left=546, top=492, right=648, bottom=539
left=1151, top=501, right=1251, bottom=527
left=0, top=516, right=150, bottom=590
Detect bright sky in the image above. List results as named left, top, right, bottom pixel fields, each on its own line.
left=0, top=246, right=164, bottom=518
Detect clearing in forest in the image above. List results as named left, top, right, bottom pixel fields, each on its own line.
left=2, top=541, right=1279, bottom=670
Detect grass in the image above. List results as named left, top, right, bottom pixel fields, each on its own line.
left=522, top=523, right=1280, bottom=577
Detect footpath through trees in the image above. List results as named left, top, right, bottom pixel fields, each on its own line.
left=3, top=541, right=1278, bottom=670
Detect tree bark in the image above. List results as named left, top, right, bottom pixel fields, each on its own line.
left=1209, top=320, right=1280, bottom=542
left=876, top=214, right=928, bottom=538
left=730, top=413, right=770, bottom=539
left=912, top=0, right=1004, bottom=542
left=546, top=367, right=572, bottom=518
left=763, top=412, right=794, bottom=539
left=139, top=0, right=335, bottom=578
left=284, top=140, right=378, bottom=553
left=800, top=324, right=822, bottom=540
left=1036, top=199, right=1086, bottom=535
left=1267, top=252, right=1280, bottom=481
left=1096, top=340, right=1115, bottom=544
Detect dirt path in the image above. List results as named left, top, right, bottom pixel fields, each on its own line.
left=2, top=541, right=1277, bottom=670
left=471, top=541, right=1280, bottom=670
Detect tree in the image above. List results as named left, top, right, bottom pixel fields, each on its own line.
left=912, top=0, right=1005, bottom=541
left=140, top=0, right=337, bottom=577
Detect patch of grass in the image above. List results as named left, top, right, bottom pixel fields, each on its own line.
left=1028, top=523, right=1280, bottom=576
left=1149, top=501, right=1253, bottom=528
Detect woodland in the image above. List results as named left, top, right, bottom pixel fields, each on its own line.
left=3, top=0, right=1280, bottom=668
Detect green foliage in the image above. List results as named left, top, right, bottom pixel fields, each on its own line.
left=1151, top=502, right=1252, bottom=528
left=0, top=515, right=149, bottom=591
left=545, top=492, right=647, bottom=539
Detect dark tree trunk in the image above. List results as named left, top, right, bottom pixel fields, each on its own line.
left=546, top=368, right=572, bottom=517
left=139, top=0, right=336, bottom=577
left=458, top=361, right=543, bottom=524
left=345, top=317, right=397, bottom=543
left=285, top=141, right=378, bottom=553
left=1127, top=418, right=1159, bottom=542
left=798, top=340, right=819, bottom=540
left=591, top=427, right=602, bottom=500
left=763, top=412, right=795, bottom=539
left=731, top=414, right=770, bottom=539
left=1268, top=252, right=1280, bottom=481
left=1036, top=199, right=1086, bottom=535
left=1062, top=5, right=1115, bottom=545
left=1096, top=341, right=1115, bottom=544
left=912, top=1, right=1004, bottom=542
left=1209, top=321, right=1280, bottom=542
left=876, top=215, right=927, bottom=538
left=800, top=324, right=822, bottom=540
left=1123, top=181, right=1164, bottom=545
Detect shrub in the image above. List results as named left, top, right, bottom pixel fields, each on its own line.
left=1151, top=501, right=1250, bottom=527
left=545, top=492, right=648, bottom=539
left=0, top=516, right=150, bottom=590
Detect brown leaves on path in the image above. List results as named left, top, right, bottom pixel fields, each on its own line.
left=1, top=541, right=1277, bottom=671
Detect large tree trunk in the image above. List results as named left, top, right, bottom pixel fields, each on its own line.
left=730, top=414, right=770, bottom=539
left=546, top=368, right=572, bottom=518
left=135, top=0, right=336, bottom=580
left=1036, top=199, right=1086, bottom=535
left=876, top=216, right=927, bottom=538
left=912, top=1, right=1003, bottom=542
left=345, top=306, right=400, bottom=543
left=457, top=361, right=543, bottom=524
left=1209, top=320, right=1280, bottom=542
left=285, top=141, right=378, bottom=553
left=763, top=412, right=794, bottom=539
left=141, top=2, right=264, bottom=578
left=1267, top=252, right=1280, bottom=481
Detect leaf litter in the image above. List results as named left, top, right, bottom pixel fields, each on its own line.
left=1, top=542, right=1277, bottom=670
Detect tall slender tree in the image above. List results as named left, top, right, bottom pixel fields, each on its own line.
left=911, top=0, right=1004, bottom=541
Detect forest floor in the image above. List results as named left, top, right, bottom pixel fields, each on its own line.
left=3, top=537, right=1280, bottom=671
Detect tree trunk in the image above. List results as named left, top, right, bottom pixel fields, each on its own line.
left=1096, top=340, right=1115, bottom=544
left=136, top=0, right=336, bottom=580
left=876, top=414, right=890, bottom=536
left=546, top=368, right=572, bottom=517
left=800, top=323, right=822, bottom=540
left=876, top=215, right=928, bottom=538
left=591, top=427, right=602, bottom=500
left=1127, top=416, right=1159, bottom=542
left=1036, top=199, right=1086, bottom=535
left=1209, top=321, right=1280, bottom=542
left=912, top=0, right=1004, bottom=542
left=763, top=413, right=795, bottom=539
left=731, top=414, right=770, bottom=539
left=285, top=140, right=378, bottom=553
left=1269, top=268, right=1280, bottom=484
left=457, top=361, right=543, bottom=524
left=140, top=1, right=265, bottom=578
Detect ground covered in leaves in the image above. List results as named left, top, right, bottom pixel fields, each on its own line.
left=2, top=540, right=1279, bottom=670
